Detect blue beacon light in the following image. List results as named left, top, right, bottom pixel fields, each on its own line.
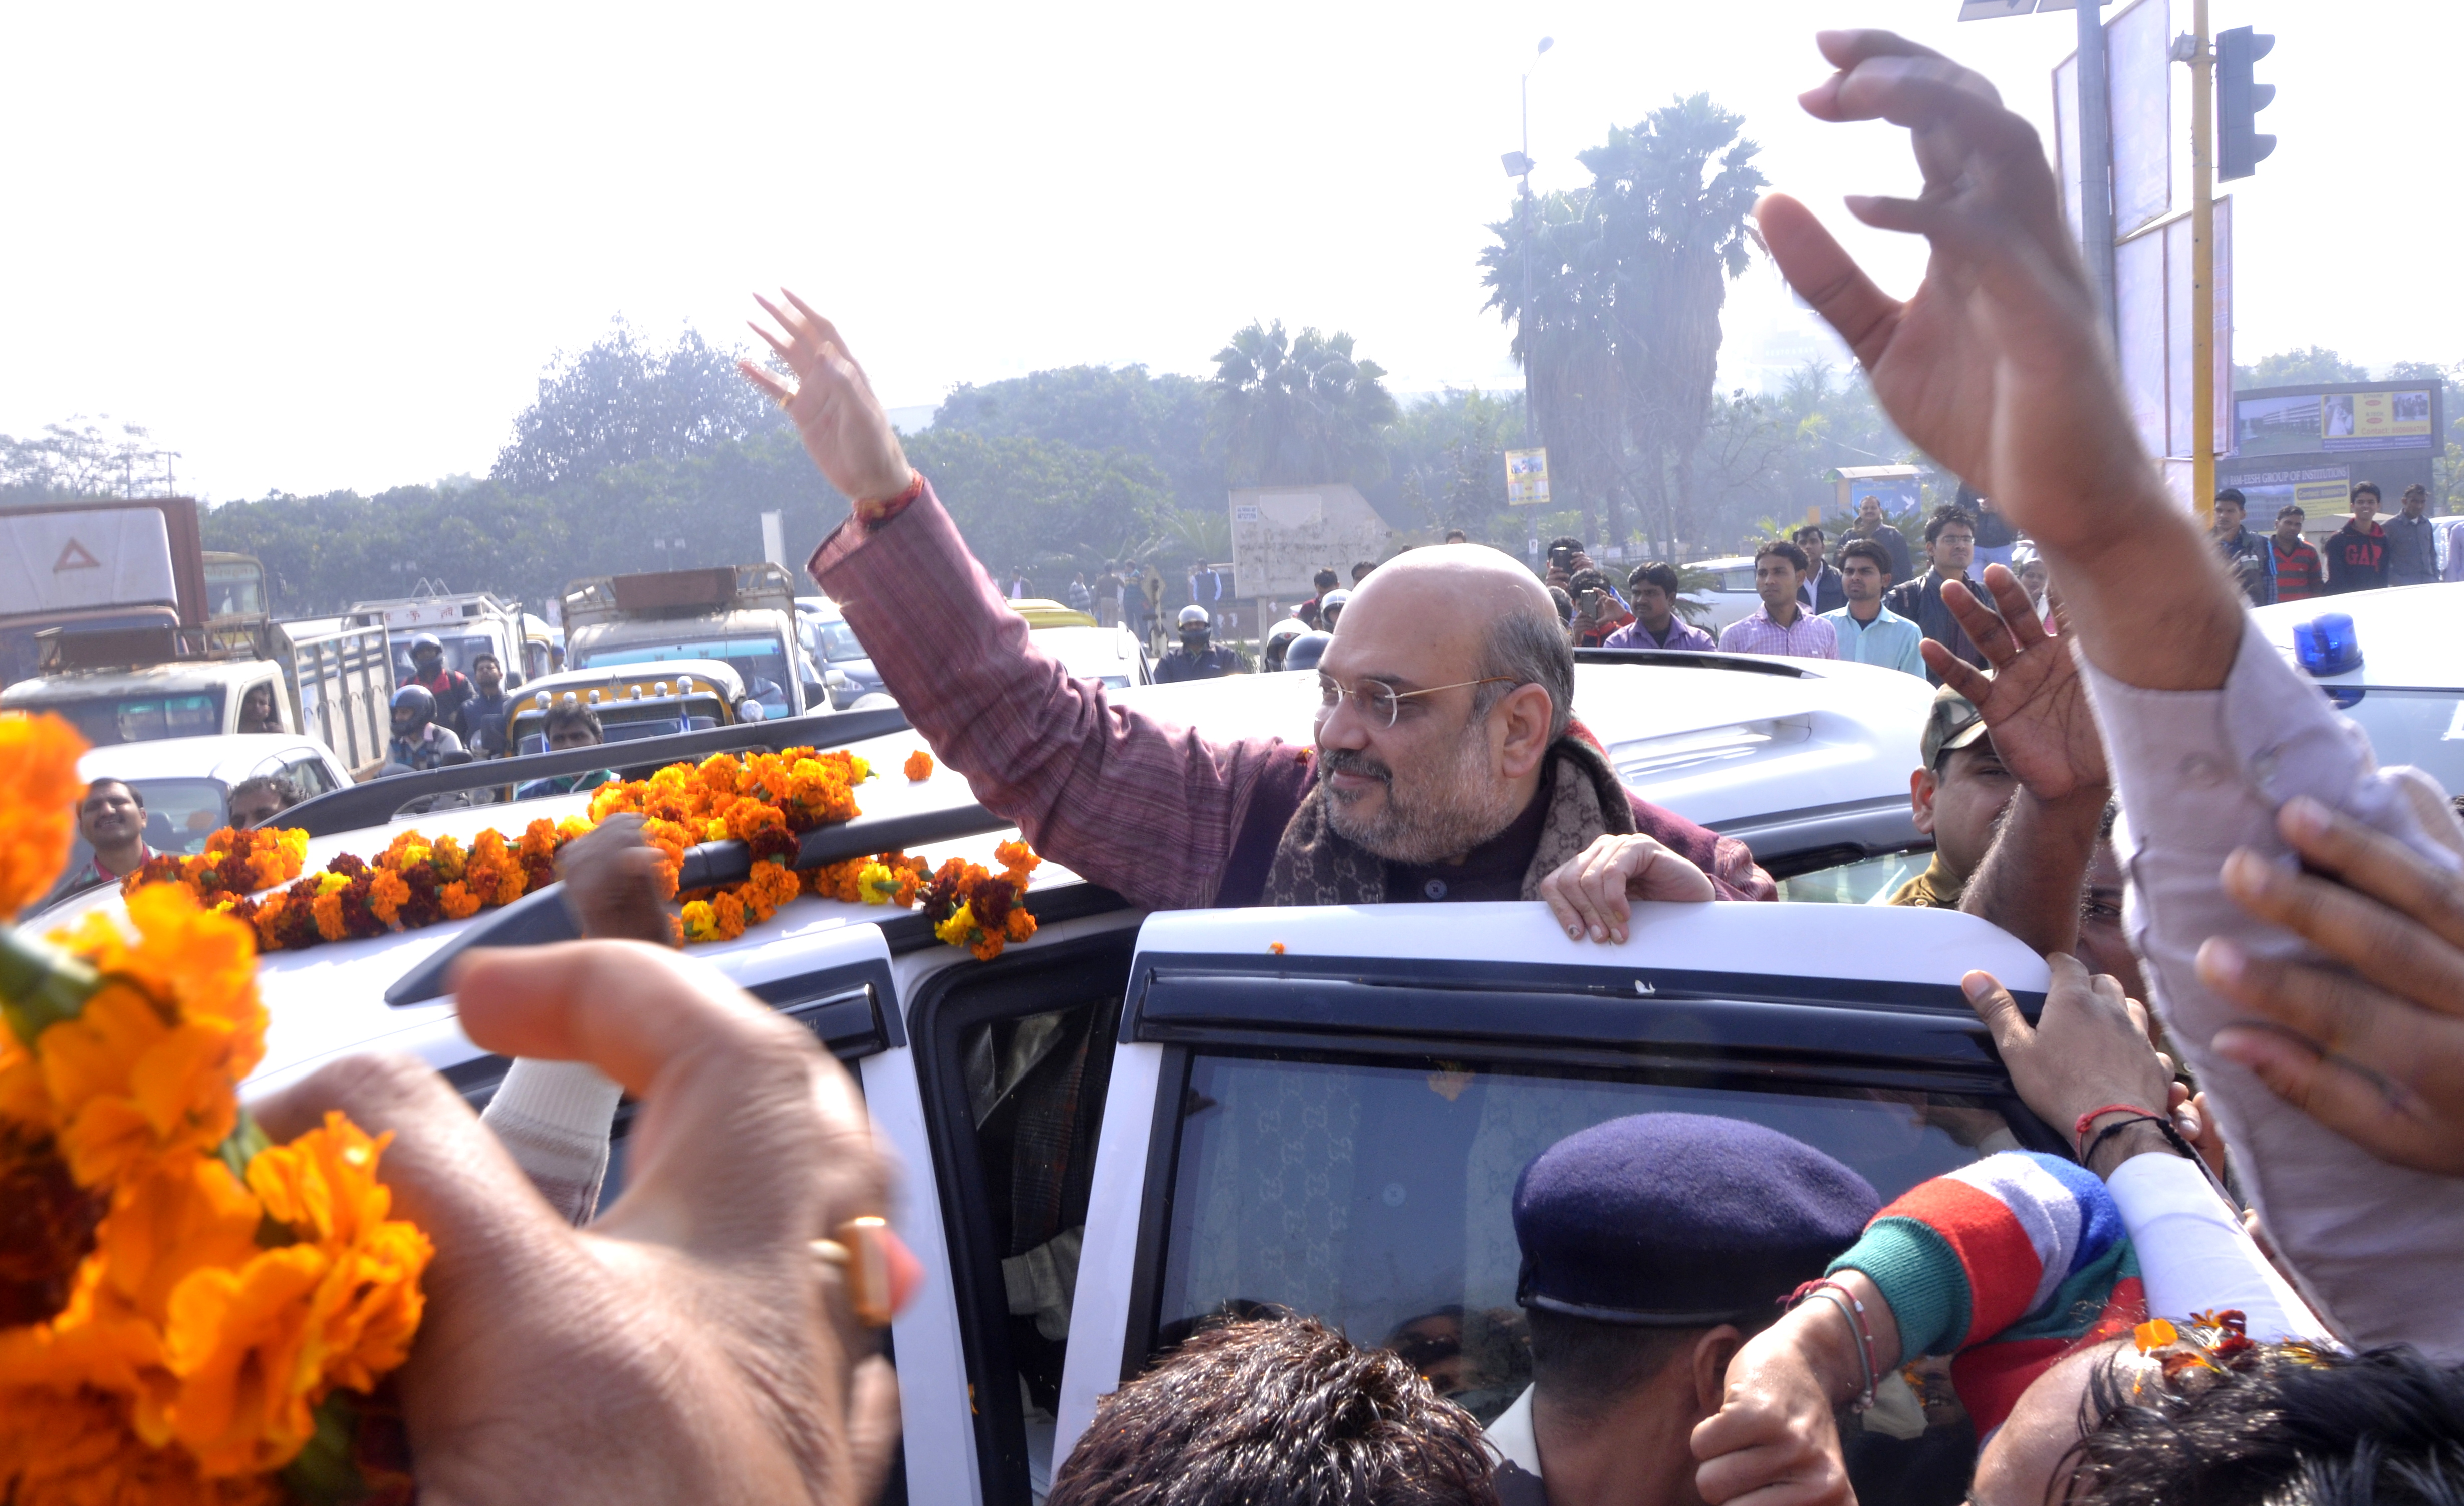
left=2292, top=613, right=2362, bottom=678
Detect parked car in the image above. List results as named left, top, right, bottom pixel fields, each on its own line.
left=25, top=733, right=352, bottom=916
left=2249, top=581, right=2464, bottom=797
left=38, top=654, right=1993, bottom=1504
left=1680, top=555, right=1768, bottom=636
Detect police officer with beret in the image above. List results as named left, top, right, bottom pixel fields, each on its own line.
left=1484, top=1114, right=1879, bottom=1506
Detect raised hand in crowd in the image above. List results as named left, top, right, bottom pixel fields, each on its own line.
left=1759, top=31, right=2239, bottom=690
left=1928, top=563, right=2113, bottom=957
left=255, top=942, right=904, bottom=1506
left=740, top=291, right=913, bottom=508
left=2202, top=794, right=2464, bottom=1176
left=1965, top=954, right=2182, bottom=1173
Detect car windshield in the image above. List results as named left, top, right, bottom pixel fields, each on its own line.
left=2321, top=687, right=2464, bottom=798
left=391, top=631, right=501, bottom=682
left=810, top=616, right=867, bottom=664
left=60, top=777, right=229, bottom=878
left=1155, top=1052, right=2023, bottom=1446
left=585, top=638, right=792, bottom=715
left=33, top=691, right=224, bottom=746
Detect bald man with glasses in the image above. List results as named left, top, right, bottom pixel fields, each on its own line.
left=741, top=294, right=1773, bottom=937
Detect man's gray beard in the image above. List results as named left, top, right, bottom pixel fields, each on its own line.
left=1321, top=721, right=1529, bottom=866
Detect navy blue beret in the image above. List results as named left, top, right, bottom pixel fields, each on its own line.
left=1513, top=1113, right=1880, bottom=1325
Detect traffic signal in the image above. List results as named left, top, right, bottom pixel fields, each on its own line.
left=2217, top=26, right=2277, bottom=180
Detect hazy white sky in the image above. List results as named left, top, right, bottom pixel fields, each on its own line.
left=0, top=0, right=2428, bottom=502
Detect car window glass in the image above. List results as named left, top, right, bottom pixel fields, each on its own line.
left=114, top=778, right=228, bottom=855
left=283, top=755, right=336, bottom=797
left=392, top=631, right=501, bottom=682
left=585, top=639, right=792, bottom=715
left=37, top=691, right=226, bottom=747
left=1154, top=1054, right=2023, bottom=1502
left=1777, top=850, right=1932, bottom=905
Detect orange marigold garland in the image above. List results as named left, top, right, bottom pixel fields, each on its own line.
left=107, top=742, right=1037, bottom=961
left=0, top=715, right=429, bottom=1504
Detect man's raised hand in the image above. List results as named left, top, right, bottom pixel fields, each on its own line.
left=1540, top=832, right=1717, bottom=945
left=1758, top=31, right=2157, bottom=560
left=2201, top=795, right=2464, bottom=1175
left=740, top=292, right=913, bottom=506
left=1925, top=563, right=2109, bottom=800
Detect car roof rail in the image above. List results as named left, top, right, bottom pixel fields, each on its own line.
left=382, top=799, right=1119, bottom=1006
left=278, top=707, right=911, bottom=838
left=1572, top=648, right=1812, bottom=677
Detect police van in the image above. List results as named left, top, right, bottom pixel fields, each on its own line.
left=39, top=650, right=2050, bottom=1506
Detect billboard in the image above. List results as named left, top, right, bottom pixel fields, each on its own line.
left=2234, top=382, right=2444, bottom=458
left=1228, top=486, right=1394, bottom=600
left=1504, top=448, right=1551, bottom=507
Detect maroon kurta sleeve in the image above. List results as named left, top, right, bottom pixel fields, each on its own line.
left=808, top=482, right=1301, bottom=912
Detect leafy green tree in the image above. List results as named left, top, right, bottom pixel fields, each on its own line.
left=933, top=365, right=1218, bottom=513
left=2234, top=347, right=2371, bottom=389
left=491, top=322, right=784, bottom=491
left=897, top=428, right=1171, bottom=592
left=1586, top=94, right=1767, bottom=553
left=1482, top=96, right=1765, bottom=552
left=1, top=416, right=175, bottom=505
left=1481, top=189, right=1625, bottom=545
left=1377, top=389, right=1528, bottom=541
left=1210, top=321, right=1399, bottom=488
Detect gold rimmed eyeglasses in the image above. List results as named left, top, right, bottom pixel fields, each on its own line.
left=1315, top=675, right=1519, bottom=730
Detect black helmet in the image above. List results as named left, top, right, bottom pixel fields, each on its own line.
left=391, top=684, right=436, bottom=727
left=409, top=632, right=443, bottom=656
left=1284, top=631, right=1334, bottom=673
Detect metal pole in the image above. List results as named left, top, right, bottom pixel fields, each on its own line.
left=2190, top=0, right=2216, bottom=526
left=1520, top=71, right=1541, bottom=562
left=2076, top=0, right=2118, bottom=341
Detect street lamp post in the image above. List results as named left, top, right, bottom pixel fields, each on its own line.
left=1503, top=36, right=1552, bottom=560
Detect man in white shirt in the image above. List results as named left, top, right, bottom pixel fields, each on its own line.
left=1759, top=24, right=2464, bottom=1356
left=1820, top=538, right=1925, bottom=677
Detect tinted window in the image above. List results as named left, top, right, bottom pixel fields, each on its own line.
left=1154, top=1053, right=2022, bottom=1498
left=587, top=638, right=792, bottom=715
left=391, top=630, right=502, bottom=681
left=37, top=690, right=225, bottom=746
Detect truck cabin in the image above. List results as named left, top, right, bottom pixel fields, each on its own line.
left=562, top=564, right=815, bottom=719
left=344, top=595, right=526, bottom=689
left=501, top=669, right=741, bottom=755
left=0, top=626, right=290, bottom=745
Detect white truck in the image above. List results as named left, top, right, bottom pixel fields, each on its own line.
left=562, top=563, right=829, bottom=721
left=0, top=496, right=212, bottom=690
left=344, top=592, right=533, bottom=692
left=0, top=616, right=395, bottom=770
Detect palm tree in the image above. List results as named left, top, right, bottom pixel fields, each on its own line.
left=1211, top=321, right=1399, bottom=488
left=1583, top=94, right=1767, bottom=559
left=1481, top=190, right=1628, bottom=545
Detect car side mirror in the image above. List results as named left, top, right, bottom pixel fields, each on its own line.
left=802, top=681, right=830, bottom=709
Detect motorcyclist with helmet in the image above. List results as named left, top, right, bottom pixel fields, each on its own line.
left=404, top=631, right=477, bottom=738
left=1153, top=604, right=1244, bottom=683
left=352, top=683, right=468, bottom=781
left=1261, top=617, right=1309, bottom=672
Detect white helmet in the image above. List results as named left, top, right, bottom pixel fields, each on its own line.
left=1177, top=604, right=1211, bottom=629
left=1264, top=617, right=1308, bottom=649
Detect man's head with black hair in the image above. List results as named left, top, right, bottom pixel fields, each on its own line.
left=545, top=702, right=603, bottom=752
left=1315, top=568, right=1342, bottom=594
left=227, top=774, right=295, bottom=829
left=2036, top=1344, right=2464, bottom=1506
left=1048, top=1317, right=1498, bottom=1506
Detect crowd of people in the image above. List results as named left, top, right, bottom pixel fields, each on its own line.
left=21, top=23, right=2464, bottom=1506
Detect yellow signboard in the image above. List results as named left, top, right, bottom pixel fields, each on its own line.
left=1505, top=448, right=1551, bottom=507
left=2346, top=389, right=2434, bottom=442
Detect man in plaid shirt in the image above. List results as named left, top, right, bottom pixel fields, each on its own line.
left=1716, top=541, right=1840, bottom=659
left=734, top=296, right=1775, bottom=941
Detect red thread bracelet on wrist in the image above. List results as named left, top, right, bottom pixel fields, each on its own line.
left=853, top=469, right=925, bottom=526
left=2074, top=1102, right=2162, bottom=1159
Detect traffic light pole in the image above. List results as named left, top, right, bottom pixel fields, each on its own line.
left=2190, top=0, right=2216, bottom=527
left=2075, top=0, right=2118, bottom=339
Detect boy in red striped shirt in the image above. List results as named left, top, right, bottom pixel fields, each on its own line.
left=2268, top=504, right=2327, bottom=603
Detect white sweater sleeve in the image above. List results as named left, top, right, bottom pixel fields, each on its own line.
left=2079, top=616, right=2464, bottom=1358
left=2104, top=1153, right=2330, bottom=1345
left=481, top=1058, right=624, bottom=1226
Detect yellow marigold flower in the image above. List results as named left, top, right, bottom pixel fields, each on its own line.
left=36, top=888, right=265, bottom=1189
left=934, top=902, right=979, bottom=949
left=0, top=714, right=88, bottom=915
left=857, top=861, right=896, bottom=904
left=704, top=817, right=729, bottom=842
left=679, top=900, right=717, bottom=943
left=313, top=871, right=351, bottom=898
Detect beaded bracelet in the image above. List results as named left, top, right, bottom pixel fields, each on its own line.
left=854, top=469, right=926, bottom=528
